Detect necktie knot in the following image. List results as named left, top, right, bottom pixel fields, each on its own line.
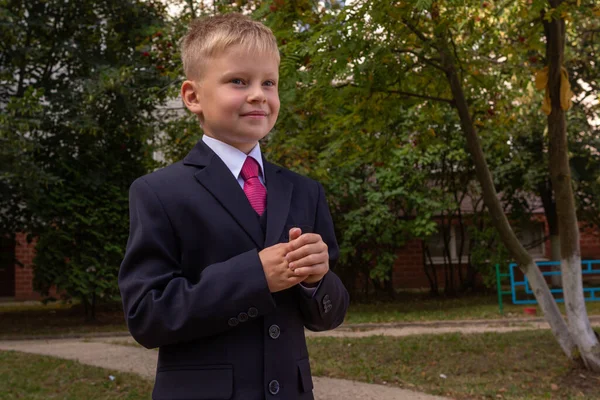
left=241, top=157, right=260, bottom=181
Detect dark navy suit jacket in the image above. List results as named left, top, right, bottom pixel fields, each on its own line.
left=118, top=140, right=349, bottom=400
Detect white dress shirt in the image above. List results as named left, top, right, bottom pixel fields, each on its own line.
left=201, top=135, right=317, bottom=295
left=202, top=135, right=265, bottom=189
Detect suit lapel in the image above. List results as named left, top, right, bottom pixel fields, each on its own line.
left=184, top=141, right=265, bottom=249
left=264, top=161, right=293, bottom=247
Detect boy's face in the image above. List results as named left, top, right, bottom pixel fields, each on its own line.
left=185, top=44, right=280, bottom=154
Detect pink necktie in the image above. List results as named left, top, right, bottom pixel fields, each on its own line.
left=241, top=157, right=266, bottom=215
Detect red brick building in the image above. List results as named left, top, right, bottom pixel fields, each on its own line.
left=2, top=219, right=599, bottom=301
left=0, top=233, right=39, bottom=301
left=391, top=220, right=600, bottom=290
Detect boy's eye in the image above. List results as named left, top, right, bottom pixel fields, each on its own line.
left=231, top=78, right=245, bottom=85
left=263, top=80, right=276, bottom=87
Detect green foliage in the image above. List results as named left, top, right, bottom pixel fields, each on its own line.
left=0, top=87, right=56, bottom=236
left=1, top=0, right=171, bottom=317
left=149, top=0, right=599, bottom=297
left=467, top=220, right=511, bottom=288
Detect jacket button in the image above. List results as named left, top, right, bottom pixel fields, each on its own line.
left=248, top=307, right=259, bottom=318
left=238, top=312, right=248, bottom=322
left=228, top=317, right=239, bottom=327
left=268, top=324, right=280, bottom=339
left=322, top=295, right=332, bottom=313
left=268, top=379, right=280, bottom=395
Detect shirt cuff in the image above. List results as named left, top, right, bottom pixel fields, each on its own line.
left=299, top=281, right=322, bottom=298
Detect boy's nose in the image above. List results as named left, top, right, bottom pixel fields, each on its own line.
left=247, top=85, right=267, bottom=103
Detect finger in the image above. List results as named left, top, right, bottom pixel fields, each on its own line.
left=273, top=241, right=293, bottom=255
left=289, top=227, right=302, bottom=242
left=286, top=242, right=327, bottom=264
left=290, top=252, right=328, bottom=270
left=292, top=263, right=328, bottom=277
left=292, top=248, right=328, bottom=267
left=288, top=233, right=323, bottom=251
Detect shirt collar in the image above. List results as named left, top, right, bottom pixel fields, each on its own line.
left=202, top=135, right=265, bottom=181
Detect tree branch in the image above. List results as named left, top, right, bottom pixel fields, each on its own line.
left=382, top=90, right=454, bottom=105
left=391, top=48, right=447, bottom=72
left=401, top=18, right=432, bottom=44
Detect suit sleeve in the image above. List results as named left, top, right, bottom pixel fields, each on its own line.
left=118, top=177, right=276, bottom=349
left=296, top=182, right=349, bottom=331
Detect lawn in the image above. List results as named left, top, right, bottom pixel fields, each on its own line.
left=343, top=293, right=600, bottom=324
left=3, top=330, right=600, bottom=399
left=1, top=294, right=600, bottom=338
left=0, top=302, right=126, bottom=338
left=0, top=351, right=153, bottom=399
left=307, top=330, right=600, bottom=400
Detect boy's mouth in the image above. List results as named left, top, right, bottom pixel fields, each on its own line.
left=241, top=111, right=268, bottom=117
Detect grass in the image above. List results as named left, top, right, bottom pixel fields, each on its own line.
left=344, top=293, right=600, bottom=324
left=306, top=329, right=600, bottom=400
left=3, top=329, right=600, bottom=399
left=1, top=294, right=600, bottom=338
left=0, top=351, right=152, bottom=399
left=0, top=302, right=127, bottom=338
left=4, top=330, right=598, bottom=400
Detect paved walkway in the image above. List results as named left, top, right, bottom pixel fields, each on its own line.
left=0, top=337, right=449, bottom=400
left=3, top=317, right=599, bottom=400
left=308, top=315, right=600, bottom=338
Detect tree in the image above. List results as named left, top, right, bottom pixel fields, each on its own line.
left=1, top=0, right=171, bottom=318
left=254, top=0, right=600, bottom=369
left=542, top=0, right=600, bottom=370
left=404, top=0, right=599, bottom=368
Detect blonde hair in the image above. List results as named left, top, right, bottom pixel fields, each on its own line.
left=180, top=13, right=280, bottom=80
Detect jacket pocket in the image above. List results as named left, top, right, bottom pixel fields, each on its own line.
left=153, top=365, right=233, bottom=400
left=297, top=358, right=314, bottom=393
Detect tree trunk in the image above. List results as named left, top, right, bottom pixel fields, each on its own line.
left=430, top=14, right=577, bottom=359
left=539, top=179, right=561, bottom=287
left=544, top=1, right=600, bottom=370
left=424, top=247, right=439, bottom=296
left=550, top=234, right=562, bottom=287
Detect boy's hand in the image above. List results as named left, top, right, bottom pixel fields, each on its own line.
left=259, top=243, right=306, bottom=293
left=286, top=228, right=329, bottom=285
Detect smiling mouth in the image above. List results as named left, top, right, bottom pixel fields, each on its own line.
left=241, top=111, right=268, bottom=117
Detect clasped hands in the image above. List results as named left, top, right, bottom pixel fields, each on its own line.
left=259, top=228, right=329, bottom=293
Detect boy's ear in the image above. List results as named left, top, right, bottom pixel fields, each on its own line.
left=181, top=80, right=203, bottom=116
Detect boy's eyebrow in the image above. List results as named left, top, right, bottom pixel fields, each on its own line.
left=220, top=70, right=279, bottom=78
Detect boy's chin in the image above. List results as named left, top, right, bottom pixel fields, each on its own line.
left=240, top=131, right=271, bottom=143
left=224, top=134, right=270, bottom=153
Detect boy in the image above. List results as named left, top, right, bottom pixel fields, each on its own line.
left=119, top=13, right=349, bottom=400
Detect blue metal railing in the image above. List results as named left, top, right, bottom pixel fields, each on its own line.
left=507, top=260, right=600, bottom=305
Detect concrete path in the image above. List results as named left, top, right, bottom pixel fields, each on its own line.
left=308, top=316, right=600, bottom=338
left=0, top=337, right=450, bottom=400
left=4, top=317, right=599, bottom=399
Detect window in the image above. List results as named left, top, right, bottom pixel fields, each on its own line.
left=516, top=222, right=546, bottom=259
left=425, top=226, right=468, bottom=264
left=426, top=222, right=545, bottom=264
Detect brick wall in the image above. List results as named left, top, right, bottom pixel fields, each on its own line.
left=14, top=233, right=61, bottom=301
left=392, top=220, right=600, bottom=290
left=392, top=239, right=428, bottom=288
left=14, top=232, right=38, bottom=300
left=581, top=226, right=600, bottom=260
left=9, top=221, right=600, bottom=298
left=542, top=219, right=600, bottom=260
